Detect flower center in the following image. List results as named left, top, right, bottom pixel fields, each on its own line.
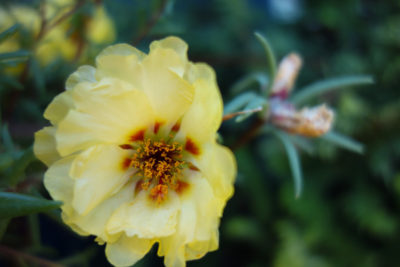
left=125, top=138, right=187, bottom=203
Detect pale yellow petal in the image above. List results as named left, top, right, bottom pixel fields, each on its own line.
left=56, top=84, right=154, bottom=156
left=142, top=51, right=194, bottom=124
left=106, top=234, right=154, bottom=267
left=107, top=190, right=180, bottom=239
left=34, top=127, right=59, bottom=166
left=70, top=145, right=131, bottom=215
left=95, top=44, right=145, bottom=89
left=149, top=36, right=188, bottom=77
left=44, top=90, right=74, bottom=125
left=177, top=63, right=222, bottom=143
left=66, top=65, right=97, bottom=90
left=194, top=143, right=236, bottom=205
left=44, top=155, right=76, bottom=217
left=67, top=182, right=136, bottom=242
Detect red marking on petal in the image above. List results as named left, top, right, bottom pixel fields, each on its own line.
left=135, top=180, right=144, bottom=195
left=185, top=138, right=200, bottom=155
left=120, top=144, right=133, bottom=150
left=171, top=122, right=180, bottom=132
left=122, top=158, right=132, bottom=170
left=188, top=162, right=200, bottom=171
left=130, top=129, right=145, bottom=142
left=175, top=180, right=189, bottom=194
left=154, top=121, right=163, bottom=134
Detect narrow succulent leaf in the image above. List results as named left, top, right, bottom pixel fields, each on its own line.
left=231, top=72, right=269, bottom=95
left=0, top=192, right=62, bottom=220
left=0, top=24, right=19, bottom=43
left=291, top=75, right=374, bottom=105
left=1, top=124, right=14, bottom=152
left=224, top=92, right=259, bottom=114
left=7, top=146, right=36, bottom=186
left=321, top=131, right=364, bottom=154
left=0, top=50, right=30, bottom=61
left=0, top=153, right=14, bottom=172
left=289, top=135, right=315, bottom=155
left=275, top=130, right=303, bottom=198
left=235, top=97, right=267, bottom=122
left=254, top=32, right=277, bottom=94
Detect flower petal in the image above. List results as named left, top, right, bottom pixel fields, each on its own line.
left=106, top=234, right=154, bottom=267
left=70, top=145, right=131, bottom=215
left=34, top=126, right=59, bottom=166
left=56, top=84, right=155, bottom=156
left=107, top=190, right=180, bottom=239
left=177, top=63, right=222, bottom=143
left=141, top=46, right=194, bottom=124
left=66, top=65, right=97, bottom=90
left=95, top=44, right=145, bottom=89
left=66, top=181, right=136, bottom=242
left=44, top=90, right=74, bottom=125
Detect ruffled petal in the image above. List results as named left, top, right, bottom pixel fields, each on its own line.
left=70, top=144, right=131, bottom=215
left=194, top=142, right=236, bottom=206
left=95, top=44, right=145, bottom=89
left=66, top=65, right=97, bottom=90
left=34, top=126, right=59, bottom=166
left=106, top=234, right=154, bottom=267
left=177, top=63, right=222, bottom=144
left=44, top=90, right=74, bottom=125
left=141, top=45, right=194, bottom=124
left=107, top=190, right=180, bottom=239
left=56, top=83, right=155, bottom=156
left=66, top=181, right=136, bottom=242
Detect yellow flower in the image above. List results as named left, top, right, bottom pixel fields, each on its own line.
left=34, top=37, right=236, bottom=267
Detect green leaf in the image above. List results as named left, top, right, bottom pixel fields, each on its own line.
left=235, top=97, right=267, bottom=122
left=291, top=75, right=374, bottom=105
left=274, top=130, right=303, bottom=198
left=231, top=72, right=269, bottom=95
left=6, top=146, right=36, bottom=186
left=224, top=92, right=260, bottom=114
left=0, top=192, right=61, bottom=220
left=0, top=218, right=10, bottom=240
left=0, top=24, right=19, bottom=43
left=254, top=32, right=277, bottom=95
left=0, top=153, right=14, bottom=172
left=1, top=124, right=15, bottom=152
left=320, top=131, right=364, bottom=154
left=0, top=50, right=30, bottom=61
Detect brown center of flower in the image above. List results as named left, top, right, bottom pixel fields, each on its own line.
left=123, top=138, right=187, bottom=203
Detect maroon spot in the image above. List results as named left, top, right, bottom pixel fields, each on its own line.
left=175, top=180, right=189, bottom=194
left=119, top=144, right=133, bottom=150
left=185, top=138, right=200, bottom=155
left=188, top=162, right=200, bottom=171
left=130, top=129, right=145, bottom=142
left=171, top=122, right=181, bottom=132
left=154, top=121, right=163, bottom=134
left=135, top=180, right=144, bottom=194
left=122, top=158, right=132, bottom=170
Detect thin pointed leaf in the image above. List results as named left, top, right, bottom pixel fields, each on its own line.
left=291, top=75, right=374, bottom=105
left=289, top=135, right=315, bottom=155
left=231, top=72, right=269, bottom=95
left=321, top=131, right=364, bottom=154
left=254, top=32, right=277, bottom=94
left=0, top=192, right=62, bottom=219
left=0, top=24, right=19, bottom=43
left=235, top=97, right=267, bottom=122
left=224, top=92, right=259, bottom=114
left=0, top=50, right=30, bottom=61
left=0, top=218, right=10, bottom=240
left=275, top=130, right=303, bottom=198
left=2, top=124, right=15, bottom=152
left=7, top=146, right=36, bottom=186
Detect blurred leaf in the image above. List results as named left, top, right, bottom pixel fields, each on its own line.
left=0, top=153, right=14, bottom=172
left=0, top=192, right=61, bottom=220
left=0, top=50, right=30, bottom=62
left=291, top=75, right=374, bottom=105
left=254, top=32, right=277, bottom=94
left=0, top=218, right=10, bottom=240
left=0, top=76, right=24, bottom=90
left=320, top=131, right=364, bottom=154
left=0, top=24, right=19, bottom=43
left=30, top=58, right=46, bottom=96
left=231, top=72, right=269, bottom=95
left=6, top=146, right=36, bottom=186
left=235, top=97, right=266, bottom=122
left=2, top=124, right=15, bottom=152
left=224, top=216, right=264, bottom=244
left=289, top=135, right=315, bottom=155
left=224, top=92, right=260, bottom=114
left=274, top=130, right=303, bottom=198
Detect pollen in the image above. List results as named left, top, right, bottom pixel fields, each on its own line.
left=126, top=138, right=187, bottom=203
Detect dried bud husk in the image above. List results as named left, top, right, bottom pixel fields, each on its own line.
left=270, top=53, right=302, bottom=99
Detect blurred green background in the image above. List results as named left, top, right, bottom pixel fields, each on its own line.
left=1, top=0, right=400, bottom=266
